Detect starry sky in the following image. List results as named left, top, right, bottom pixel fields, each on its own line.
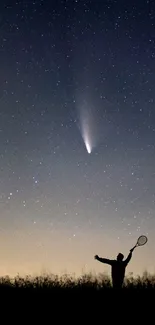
left=0, top=0, right=155, bottom=277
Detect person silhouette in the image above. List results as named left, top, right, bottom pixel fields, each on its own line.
left=94, top=247, right=135, bottom=289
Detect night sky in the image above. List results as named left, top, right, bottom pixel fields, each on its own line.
left=0, top=0, right=154, bottom=277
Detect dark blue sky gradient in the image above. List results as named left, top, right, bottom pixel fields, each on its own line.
left=0, top=0, right=154, bottom=276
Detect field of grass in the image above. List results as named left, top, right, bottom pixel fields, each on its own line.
left=1, top=272, right=154, bottom=319
left=0, top=271, right=155, bottom=290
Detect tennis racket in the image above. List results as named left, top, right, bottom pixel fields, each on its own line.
left=131, top=235, right=148, bottom=251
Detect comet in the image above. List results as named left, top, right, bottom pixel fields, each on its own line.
left=78, top=101, right=94, bottom=154
left=76, top=95, right=110, bottom=154
left=82, top=124, right=92, bottom=154
left=85, top=139, right=91, bottom=154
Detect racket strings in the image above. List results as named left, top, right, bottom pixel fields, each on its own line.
left=137, top=235, right=147, bottom=246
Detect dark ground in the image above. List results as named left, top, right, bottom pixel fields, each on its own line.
left=0, top=273, right=154, bottom=318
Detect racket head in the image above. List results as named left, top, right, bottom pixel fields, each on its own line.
left=137, top=235, right=148, bottom=246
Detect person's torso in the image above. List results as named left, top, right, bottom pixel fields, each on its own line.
left=111, top=261, right=126, bottom=281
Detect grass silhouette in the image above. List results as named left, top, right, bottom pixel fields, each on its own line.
left=1, top=272, right=154, bottom=320
left=0, top=271, right=155, bottom=290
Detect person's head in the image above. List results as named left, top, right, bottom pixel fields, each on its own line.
left=117, top=253, right=124, bottom=261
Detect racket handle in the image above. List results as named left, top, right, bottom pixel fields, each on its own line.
left=130, top=245, right=136, bottom=252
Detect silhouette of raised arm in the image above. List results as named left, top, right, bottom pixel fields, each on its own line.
left=94, top=255, right=113, bottom=265
left=124, top=251, right=132, bottom=266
